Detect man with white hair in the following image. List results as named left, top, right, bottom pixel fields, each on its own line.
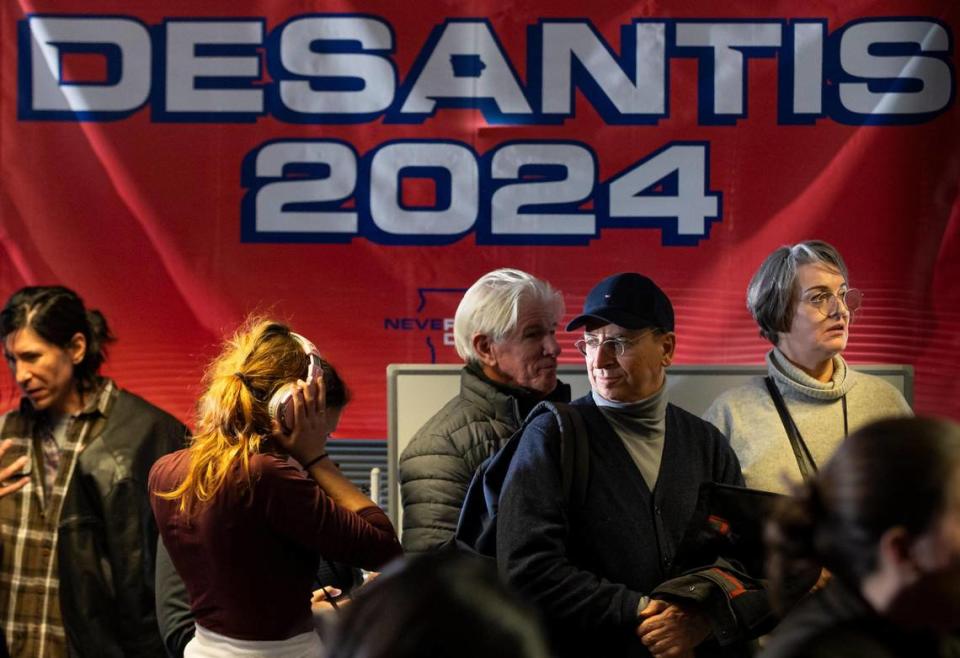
left=399, top=268, right=570, bottom=554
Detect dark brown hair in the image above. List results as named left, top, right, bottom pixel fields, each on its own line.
left=327, top=552, right=549, bottom=658
left=1, top=285, right=114, bottom=394
left=767, top=416, right=960, bottom=606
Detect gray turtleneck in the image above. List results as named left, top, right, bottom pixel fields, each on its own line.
left=592, top=383, right=667, bottom=491
left=703, top=348, right=912, bottom=493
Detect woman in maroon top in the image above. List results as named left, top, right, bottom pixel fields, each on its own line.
left=149, top=318, right=400, bottom=657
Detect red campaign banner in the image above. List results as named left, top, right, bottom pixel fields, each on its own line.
left=1, top=0, right=958, bottom=437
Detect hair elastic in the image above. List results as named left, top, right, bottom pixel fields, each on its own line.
left=302, top=453, right=329, bottom=470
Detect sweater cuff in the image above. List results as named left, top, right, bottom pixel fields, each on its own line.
left=622, top=591, right=649, bottom=627
left=635, top=595, right=651, bottom=620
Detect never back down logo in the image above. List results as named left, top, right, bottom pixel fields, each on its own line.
left=383, top=287, right=466, bottom=362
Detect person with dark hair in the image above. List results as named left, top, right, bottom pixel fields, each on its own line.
left=704, top=241, right=911, bottom=493
left=325, top=552, right=550, bottom=658
left=149, top=317, right=400, bottom=656
left=762, top=417, right=960, bottom=658
left=0, top=285, right=188, bottom=657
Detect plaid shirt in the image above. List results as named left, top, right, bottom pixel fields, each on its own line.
left=0, top=379, right=117, bottom=658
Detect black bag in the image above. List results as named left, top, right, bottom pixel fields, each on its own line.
left=661, top=483, right=820, bottom=643
left=451, top=401, right=589, bottom=559
left=672, top=482, right=783, bottom=577
left=664, top=483, right=789, bottom=643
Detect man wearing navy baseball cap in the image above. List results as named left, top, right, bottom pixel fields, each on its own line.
left=497, top=273, right=763, bottom=658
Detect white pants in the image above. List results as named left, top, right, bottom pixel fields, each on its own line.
left=184, top=624, right=323, bottom=658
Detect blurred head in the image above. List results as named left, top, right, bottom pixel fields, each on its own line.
left=768, top=417, right=960, bottom=629
left=747, top=241, right=860, bottom=366
left=454, top=269, right=563, bottom=397
left=327, top=552, right=549, bottom=658
left=159, top=317, right=347, bottom=513
left=567, top=273, right=676, bottom=403
left=1, top=286, right=114, bottom=414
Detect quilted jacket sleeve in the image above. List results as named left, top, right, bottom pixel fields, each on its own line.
left=399, top=414, right=497, bottom=554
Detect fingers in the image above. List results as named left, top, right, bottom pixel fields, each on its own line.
left=639, top=627, right=687, bottom=657
left=0, top=442, right=29, bottom=499
left=0, top=475, right=28, bottom=498
left=639, top=604, right=710, bottom=655
left=0, top=439, right=18, bottom=462
left=0, top=455, right=28, bottom=481
left=291, top=380, right=307, bottom=431
left=637, top=603, right=675, bottom=634
left=638, top=598, right=668, bottom=619
left=305, top=380, right=329, bottom=433
left=638, top=623, right=672, bottom=644
left=303, top=378, right=317, bottom=416
left=300, top=378, right=327, bottom=418
left=311, top=586, right=341, bottom=603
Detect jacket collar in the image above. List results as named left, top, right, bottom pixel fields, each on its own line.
left=461, top=362, right=571, bottom=422
left=19, top=377, right=116, bottom=427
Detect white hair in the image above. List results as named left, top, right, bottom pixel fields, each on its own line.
left=453, top=269, right=564, bottom=363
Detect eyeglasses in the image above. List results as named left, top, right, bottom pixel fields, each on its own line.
left=574, top=335, right=642, bottom=357
left=803, top=288, right=863, bottom=318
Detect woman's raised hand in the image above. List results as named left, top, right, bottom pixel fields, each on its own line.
left=273, top=376, right=330, bottom=466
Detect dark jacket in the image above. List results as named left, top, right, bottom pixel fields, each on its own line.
left=497, top=395, right=748, bottom=658
left=760, top=579, right=956, bottom=658
left=57, top=388, right=187, bottom=657
left=399, top=364, right=569, bottom=554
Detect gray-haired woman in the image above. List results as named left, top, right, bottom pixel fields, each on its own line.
left=703, top=240, right=911, bottom=493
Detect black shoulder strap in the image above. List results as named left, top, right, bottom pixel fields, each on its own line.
left=555, top=404, right=590, bottom=508
left=521, top=401, right=591, bottom=509
left=764, top=377, right=817, bottom=481
left=451, top=401, right=589, bottom=558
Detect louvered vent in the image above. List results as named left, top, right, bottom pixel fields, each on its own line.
left=326, top=439, right=389, bottom=508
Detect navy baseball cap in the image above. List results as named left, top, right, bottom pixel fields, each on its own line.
left=566, top=273, right=675, bottom=332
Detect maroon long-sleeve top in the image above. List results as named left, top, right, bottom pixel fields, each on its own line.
left=149, top=449, right=401, bottom=640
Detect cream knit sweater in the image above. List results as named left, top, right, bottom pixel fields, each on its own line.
left=703, top=348, right=912, bottom=493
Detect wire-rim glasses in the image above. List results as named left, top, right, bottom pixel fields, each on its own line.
left=574, top=335, right=642, bottom=357
left=803, top=288, right=863, bottom=318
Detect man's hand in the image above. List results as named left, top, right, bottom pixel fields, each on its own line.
left=636, top=598, right=711, bottom=658
left=0, top=439, right=29, bottom=498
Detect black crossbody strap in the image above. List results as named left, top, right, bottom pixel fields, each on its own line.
left=554, top=403, right=590, bottom=508
left=842, top=394, right=848, bottom=437
left=566, top=405, right=590, bottom=508
left=764, top=376, right=817, bottom=481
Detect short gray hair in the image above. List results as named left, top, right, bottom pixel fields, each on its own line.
left=454, top=269, right=564, bottom=363
left=747, top=240, right=849, bottom=345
